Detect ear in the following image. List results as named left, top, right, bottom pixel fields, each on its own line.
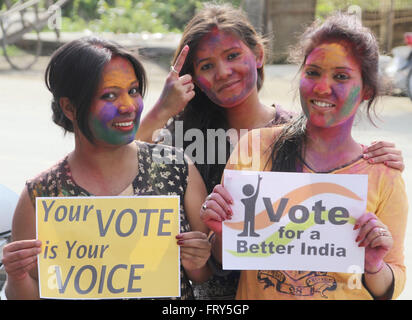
left=59, top=97, right=75, bottom=121
left=254, top=43, right=264, bottom=69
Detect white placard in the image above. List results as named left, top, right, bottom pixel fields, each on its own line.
left=222, top=170, right=367, bottom=273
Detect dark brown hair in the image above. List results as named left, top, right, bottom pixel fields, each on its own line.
left=45, top=36, right=147, bottom=143
left=167, top=3, right=268, bottom=192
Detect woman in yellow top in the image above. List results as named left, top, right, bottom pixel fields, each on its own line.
left=201, top=13, right=408, bottom=300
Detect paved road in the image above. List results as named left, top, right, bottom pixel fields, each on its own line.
left=0, top=54, right=411, bottom=299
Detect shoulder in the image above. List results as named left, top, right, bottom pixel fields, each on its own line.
left=270, top=104, right=295, bottom=125
left=241, top=127, right=285, bottom=150
left=226, top=127, right=285, bottom=172
left=25, top=157, right=68, bottom=203
left=27, top=158, right=66, bottom=185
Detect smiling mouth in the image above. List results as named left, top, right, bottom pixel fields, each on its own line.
left=311, top=100, right=336, bottom=108
left=113, top=120, right=134, bottom=130
left=218, top=80, right=241, bottom=92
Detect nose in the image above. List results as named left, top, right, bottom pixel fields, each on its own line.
left=313, top=76, right=332, bottom=96
left=215, top=61, right=232, bottom=80
left=118, top=94, right=137, bottom=114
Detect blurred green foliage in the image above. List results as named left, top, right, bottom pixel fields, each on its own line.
left=60, top=0, right=241, bottom=33
left=316, top=0, right=412, bottom=18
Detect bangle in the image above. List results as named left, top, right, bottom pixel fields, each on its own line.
left=208, top=232, right=216, bottom=243
left=365, top=262, right=385, bottom=275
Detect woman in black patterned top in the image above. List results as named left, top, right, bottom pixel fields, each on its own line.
left=2, top=37, right=211, bottom=300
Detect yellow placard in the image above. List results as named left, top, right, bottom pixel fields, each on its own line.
left=36, top=196, right=180, bottom=299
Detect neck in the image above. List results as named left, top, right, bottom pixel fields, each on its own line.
left=225, top=91, right=275, bottom=132
left=304, top=118, right=362, bottom=172
left=68, top=132, right=138, bottom=195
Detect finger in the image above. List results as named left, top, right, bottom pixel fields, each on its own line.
left=201, top=207, right=224, bottom=224
left=176, top=231, right=207, bottom=241
left=4, top=254, right=38, bottom=273
left=180, top=246, right=210, bottom=258
left=180, top=242, right=211, bottom=254
left=369, top=232, right=393, bottom=249
left=364, top=141, right=395, bottom=153
left=173, top=45, right=189, bottom=75
left=208, top=192, right=232, bottom=216
left=3, top=245, right=41, bottom=264
left=4, top=240, right=41, bottom=253
left=206, top=199, right=231, bottom=220
left=354, top=212, right=376, bottom=230
left=186, top=89, right=195, bottom=102
left=383, top=160, right=405, bottom=171
left=356, top=219, right=380, bottom=244
left=179, top=74, right=192, bottom=85
left=364, top=147, right=401, bottom=160
left=213, top=184, right=234, bottom=204
left=359, top=226, right=384, bottom=247
left=185, top=82, right=195, bottom=94
left=365, top=153, right=401, bottom=164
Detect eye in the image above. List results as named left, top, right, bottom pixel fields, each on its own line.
left=200, top=63, right=213, bottom=71
left=227, top=52, right=240, bottom=61
left=101, top=92, right=116, bottom=101
left=129, top=87, right=139, bottom=96
left=305, top=69, right=320, bottom=77
left=334, top=73, right=350, bottom=81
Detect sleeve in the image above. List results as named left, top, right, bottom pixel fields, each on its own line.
left=376, top=168, right=409, bottom=299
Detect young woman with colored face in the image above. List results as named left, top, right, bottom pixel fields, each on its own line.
left=201, top=13, right=408, bottom=300
left=136, top=4, right=405, bottom=300
left=2, top=37, right=211, bottom=300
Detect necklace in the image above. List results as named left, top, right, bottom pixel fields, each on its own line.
left=297, top=153, right=364, bottom=173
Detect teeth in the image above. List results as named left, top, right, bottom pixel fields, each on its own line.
left=312, top=100, right=334, bottom=108
left=113, top=121, right=133, bottom=127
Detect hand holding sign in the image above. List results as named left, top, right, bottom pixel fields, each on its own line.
left=355, top=212, right=393, bottom=273
left=177, top=231, right=211, bottom=272
left=2, top=239, right=41, bottom=280
left=200, top=184, right=233, bottom=234
left=156, top=45, right=195, bottom=117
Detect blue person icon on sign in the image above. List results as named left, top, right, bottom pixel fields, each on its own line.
left=238, top=175, right=262, bottom=237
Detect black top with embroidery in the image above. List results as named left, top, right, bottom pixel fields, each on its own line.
left=26, top=141, right=194, bottom=300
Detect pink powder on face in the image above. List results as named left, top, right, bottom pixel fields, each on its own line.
left=193, top=30, right=260, bottom=108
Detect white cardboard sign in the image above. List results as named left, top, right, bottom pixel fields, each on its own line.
left=222, top=170, right=367, bottom=273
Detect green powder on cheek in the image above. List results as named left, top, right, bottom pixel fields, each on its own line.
left=326, top=86, right=361, bottom=127
left=90, top=115, right=137, bottom=145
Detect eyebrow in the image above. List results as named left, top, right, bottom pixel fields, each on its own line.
left=101, top=80, right=139, bottom=89
left=305, top=64, right=354, bottom=71
left=195, top=46, right=242, bottom=66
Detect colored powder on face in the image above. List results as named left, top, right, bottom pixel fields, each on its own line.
left=89, top=102, right=139, bottom=146
left=325, top=85, right=361, bottom=127
left=341, top=86, right=361, bottom=117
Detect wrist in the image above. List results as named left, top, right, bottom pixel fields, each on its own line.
left=365, top=260, right=385, bottom=275
left=152, top=99, right=179, bottom=120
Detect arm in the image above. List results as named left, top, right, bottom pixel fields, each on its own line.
left=178, top=158, right=211, bottom=283
left=200, top=184, right=234, bottom=264
left=355, top=212, right=395, bottom=299
left=135, top=45, right=195, bottom=143
left=363, top=141, right=404, bottom=171
left=3, top=187, right=41, bottom=300
left=355, top=171, right=408, bottom=299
